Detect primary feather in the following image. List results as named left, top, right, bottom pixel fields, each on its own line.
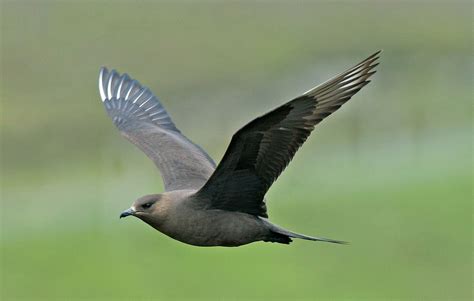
left=99, top=67, right=216, bottom=191
left=196, top=51, right=380, bottom=217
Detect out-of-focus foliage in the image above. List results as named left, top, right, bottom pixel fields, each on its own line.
left=1, top=1, right=471, bottom=300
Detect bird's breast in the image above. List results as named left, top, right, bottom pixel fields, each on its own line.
left=155, top=207, right=267, bottom=247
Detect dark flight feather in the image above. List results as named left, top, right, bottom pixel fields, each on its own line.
left=196, top=51, right=380, bottom=217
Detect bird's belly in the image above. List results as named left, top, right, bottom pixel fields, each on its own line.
left=158, top=210, right=267, bottom=247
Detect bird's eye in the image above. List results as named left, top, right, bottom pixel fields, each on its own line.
left=142, top=202, right=153, bottom=209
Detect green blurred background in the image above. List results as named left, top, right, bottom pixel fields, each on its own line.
left=1, top=1, right=471, bottom=300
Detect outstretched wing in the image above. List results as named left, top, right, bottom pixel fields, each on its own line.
left=99, top=68, right=215, bottom=191
left=195, top=51, right=380, bottom=217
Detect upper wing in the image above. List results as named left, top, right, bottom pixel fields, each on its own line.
left=99, top=67, right=216, bottom=191
left=195, top=51, right=380, bottom=217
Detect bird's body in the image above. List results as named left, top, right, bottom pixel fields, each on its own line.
left=149, top=193, right=268, bottom=247
left=130, top=191, right=294, bottom=246
left=99, top=51, right=380, bottom=247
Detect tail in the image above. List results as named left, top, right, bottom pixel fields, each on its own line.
left=260, top=218, right=347, bottom=245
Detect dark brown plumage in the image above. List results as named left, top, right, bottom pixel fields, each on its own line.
left=101, top=51, right=380, bottom=247
left=195, top=51, right=379, bottom=218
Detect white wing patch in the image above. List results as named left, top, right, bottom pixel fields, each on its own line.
left=98, top=67, right=179, bottom=132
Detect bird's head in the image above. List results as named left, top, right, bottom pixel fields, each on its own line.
left=119, top=194, right=164, bottom=221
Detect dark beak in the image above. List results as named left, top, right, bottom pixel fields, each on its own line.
left=120, top=207, right=136, bottom=219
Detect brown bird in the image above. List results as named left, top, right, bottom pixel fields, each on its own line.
left=99, top=51, right=380, bottom=247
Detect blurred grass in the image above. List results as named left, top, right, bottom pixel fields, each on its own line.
left=1, top=1, right=472, bottom=300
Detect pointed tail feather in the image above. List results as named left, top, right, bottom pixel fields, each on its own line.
left=284, top=230, right=347, bottom=244
left=260, top=217, right=347, bottom=245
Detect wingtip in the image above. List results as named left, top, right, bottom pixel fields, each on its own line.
left=98, top=66, right=109, bottom=101
left=106, top=70, right=119, bottom=100
left=369, top=50, right=382, bottom=64
left=371, top=49, right=382, bottom=57
left=364, top=50, right=382, bottom=63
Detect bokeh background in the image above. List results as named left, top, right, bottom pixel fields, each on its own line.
left=1, top=1, right=471, bottom=300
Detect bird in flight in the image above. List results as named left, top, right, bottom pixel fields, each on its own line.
left=99, top=51, right=380, bottom=247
